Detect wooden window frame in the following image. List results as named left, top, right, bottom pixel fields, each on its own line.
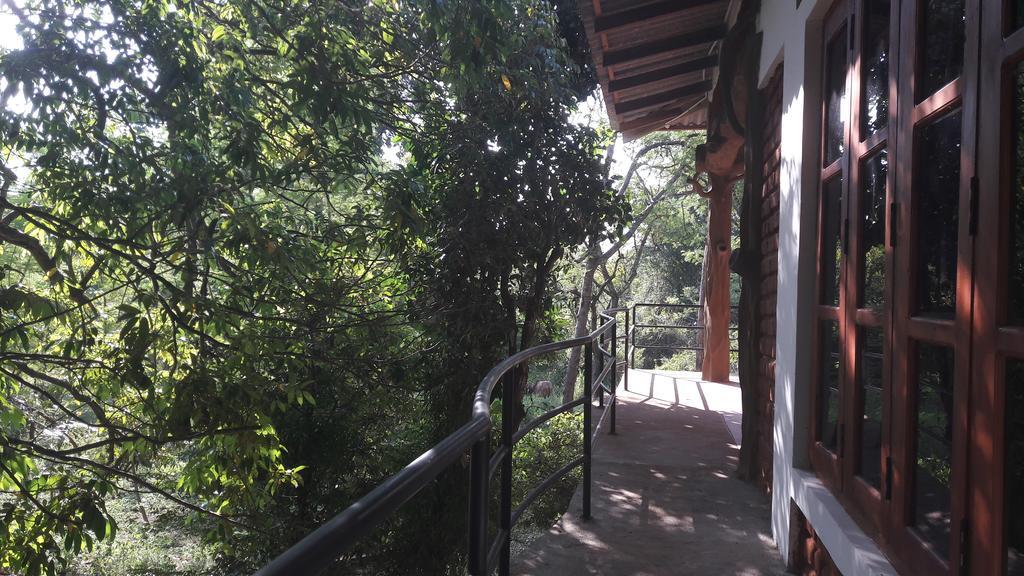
left=970, top=3, right=1024, bottom=575
left=811, top=0, right=899, bottom=530
left=809, top=0, right=986, bottom=572
left=810, top=1, right=853, bottom=493
left=841, top=0, right=897, bottom=536
left=887, top=0, right=979, bottom=571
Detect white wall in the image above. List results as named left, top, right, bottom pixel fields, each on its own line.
left=755, top=1, right=899, bottom=573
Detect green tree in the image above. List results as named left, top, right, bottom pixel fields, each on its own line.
left=0, top=0, right=622, bottom=574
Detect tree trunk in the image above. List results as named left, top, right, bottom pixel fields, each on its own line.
left=511, top=249, right=561, bottom=430
left=558, top=139, right=697, bottom=402
left=561, top=254, right=598, bottom=403
left=735, top=91, right=764, bottom=483
left=734, top=27, right=764, bottom=483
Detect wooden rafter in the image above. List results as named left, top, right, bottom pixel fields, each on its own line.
left=593, top=0, right=723, bottom=34
left=617, top=101, right=702, bottom=134
left=607, top=54, right=719, bottom=93
left=602, top=24, right=727, bottom=67
left=614, top=79, right=713, bottom=115
left=618, top=111, right=682, bottom=133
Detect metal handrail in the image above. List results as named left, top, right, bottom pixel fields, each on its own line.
left=630, top=302, right=740, bottom=362
left=255, top=306, right=627, bottom=576
left=254, top=298, right=742, bottom=575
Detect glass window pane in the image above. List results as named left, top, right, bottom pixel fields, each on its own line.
left=1009, top=65, right=1024, bottom=324
left=913, top=342, right=955, bottom=559
left=820, top=320, right=841, bottom=452
left=918, top=0, right=965, bottom=100
left=861, top=0, right=890, bottom=136
left=1015, top=0, right=1024, bottom=31
left=821, top=177, right=843, bottom=306
left=1006, top=359, right=1024, bottom=576
left=825, top=24, right=848, bottom=166
left=860, top=150, right=888, bottom=309
left=857, top=326, right=885, bottom=488
left=914, top=109, right=962, bottom=317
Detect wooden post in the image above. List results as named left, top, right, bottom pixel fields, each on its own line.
left=701, top=174, right=732, bottom=383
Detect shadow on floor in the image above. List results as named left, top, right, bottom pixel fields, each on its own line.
left=511, top=370, right=786, bottom=576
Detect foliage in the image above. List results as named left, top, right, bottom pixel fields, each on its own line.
left=0, top=0, right=619, bottom=574
left=70, top=492, right=218, bottom=576
left=489, top=395, right=582, bottom=531
left=511, top=410, right=582, bottom=526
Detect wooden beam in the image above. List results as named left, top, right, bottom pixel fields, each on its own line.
left=702, top=173, right=733, bottom=383
left=608, top=55, right=719, bottom=93
left=602, top=24, right=727, bottom=67
left=593, top=0, right=723, bottom=34
left=614, top=79, right=712, bottom=115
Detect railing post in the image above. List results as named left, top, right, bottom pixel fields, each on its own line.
left=499, top=366, right=516, bottom=576
left=610, top=319, right=617, bottom=436
left=468, top=433, right=490, bottom=576
left=624, top=307, right=630, bottom=392
left=582, top=341, right=593, bottom=520
left=597, top=331, right=605, bottom=409
left=630, top=306, right=637, bottom=369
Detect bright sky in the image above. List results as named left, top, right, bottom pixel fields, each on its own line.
left=1, top=0, right=25, bottom=114
left=1, top=1, right=27, bottom=189
left=571, top=91, right=633, bottom=181
left=0, top=1, right=23, bottom=52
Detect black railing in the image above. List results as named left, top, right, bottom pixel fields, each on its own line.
left=255, top=307, right=630, bottom=576
left=627, top=302, right=739, bottom=370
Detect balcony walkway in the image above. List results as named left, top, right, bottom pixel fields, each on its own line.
left=512, top=369, right=786, bottom=576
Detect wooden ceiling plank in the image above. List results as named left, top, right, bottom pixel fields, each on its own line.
left=593, top=0, right=723, bottom=33
left=614, top=79, right=713, bottom=114
left=618, top=102, right=705, bottom=135
left=602, top=24, right=727, bottom=67
left=607, top=54, right=718, bottom=92
left=619, top=110, right=685, bottom=133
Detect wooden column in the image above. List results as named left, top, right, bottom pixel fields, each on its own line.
left=701, top=174, right=732, bottom=383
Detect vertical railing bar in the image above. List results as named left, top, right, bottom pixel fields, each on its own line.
left=630, top=306, right=637, bottom=368
left=610, top=318, right=617, bottom=435
left=624, top=307, right=629, bottom=392
left=597, top=330, right=605, bottom=408
left=468, top=433, right=490, bottom=576
left=499, top=365, right=516, bottom=576
left=582, top=340, right=593, bottom=520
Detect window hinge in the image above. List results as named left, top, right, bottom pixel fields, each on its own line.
left=884, top=455, right=893, bottom=501
left=959, top=519, right=970, bottom=575
left=969, top=175, right=979, bottom=237
left=889, top=202, right=899, bottom=248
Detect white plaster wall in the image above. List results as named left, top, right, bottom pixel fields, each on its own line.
left=755, top=1, right=899, bottom=573
left=756, top=0, right=817, bottom=562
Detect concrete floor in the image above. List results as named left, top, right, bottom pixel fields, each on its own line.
left=511, top=370, right=787, bottom=576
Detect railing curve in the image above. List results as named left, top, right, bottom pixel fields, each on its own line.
left=255, top=307, right=627, bottom=576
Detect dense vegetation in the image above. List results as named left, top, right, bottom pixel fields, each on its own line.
left=0, top=1, right=712, bottom=574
